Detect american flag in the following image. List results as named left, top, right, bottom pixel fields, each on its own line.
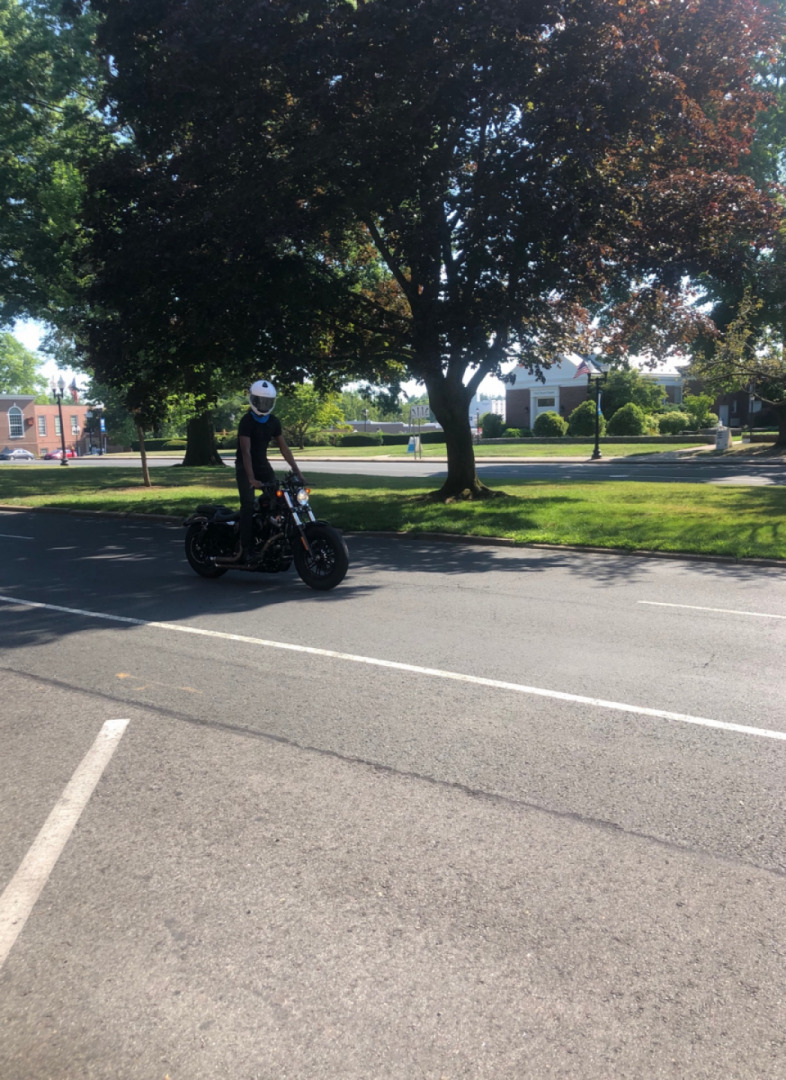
left=573, top=357, right=594, bottom=379
left=69, top=378, right=79, bottom=403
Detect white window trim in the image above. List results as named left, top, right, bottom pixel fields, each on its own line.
left=8, top=406, right=23, bottom=439
left=531, top=387, right=561, bottom=421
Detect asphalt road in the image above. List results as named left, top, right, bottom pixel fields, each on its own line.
left=1, top=510, right=785, bottom=1078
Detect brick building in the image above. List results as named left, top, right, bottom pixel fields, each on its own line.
left=0, top=395, right=93, bottom=458
left=505, top=356, right=685, bottom=430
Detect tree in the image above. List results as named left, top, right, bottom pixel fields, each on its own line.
left=600, top=370, right=667, bottom=421
left=80, top=0, right=780, bottom=494
left=276, top=384, right=343, bottom=450
left=0, top=0, right=103, bottom=325
left=0, top=332, right=47, bottom=395
left=689, top=290, right=786, bottom=445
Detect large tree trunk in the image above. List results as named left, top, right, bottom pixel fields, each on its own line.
left=181, top=410, right=224, bottom=466
left=425, top=375, right=496, bottom=500
left=775, top=406, right=786, bottom=448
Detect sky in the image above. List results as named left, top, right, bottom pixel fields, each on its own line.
left=12, top=318, right=79, bottom=389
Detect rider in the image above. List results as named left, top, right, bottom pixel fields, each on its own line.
left=235, top=379, right=304, bottom=564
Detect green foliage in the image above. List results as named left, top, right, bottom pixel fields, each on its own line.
left=338, top=432, right=384, bottom=447
left=0, top=332, right=47, bottom=394
left=682, top=393, right=718, bottom=429
left=600, top=369, right=667, bottom=419
left=533, top=411, right=569, bottom=437
left=130, top=438, right=187, bottom=452
left=76, top=0, right=780, bottom=493
left=655, top=411, right=690, bottom=435
left=276, top=383, right=343, bottom=449
left=480, top=412, right=505, bottom=438
left=567, top=399, right=607, bottom=437
left=0, top=0, right=105, bottom=323
left=607, top=402, right=647, bottom=436
left=503, top=428, right=530, bottom=439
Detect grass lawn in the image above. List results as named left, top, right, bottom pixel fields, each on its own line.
left=1, top=465, right=784, bottom=561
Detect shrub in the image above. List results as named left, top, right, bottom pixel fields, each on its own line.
left=567, top=399, right=606, bottom=437
left=130, top=437, right=187, bottom=451
left=503, top=427, right=528, bottom=438
left=607, top=402, right=647, bottom=436
left=532, top=410, right=569, bottom=437
left=338, top=432, right=384, bottom=446
left=655, top=411, right=690, bottom=435
left=480, top=412, right=505, bottom=438
left=683, top=392, right=717, bottom=429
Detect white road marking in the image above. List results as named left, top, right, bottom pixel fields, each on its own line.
left=639, top=600, right=786, bottom=621
left=0, top=718, right=129, bottom=971
left=1, top=594, right=785, bottom=743
left=0, top=533, right=34, bottom=540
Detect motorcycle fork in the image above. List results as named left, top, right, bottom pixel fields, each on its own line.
left=281, top=491, right=313, bottom=554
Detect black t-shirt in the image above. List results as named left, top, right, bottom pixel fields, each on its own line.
left=235, top=411, right=282, bottom=481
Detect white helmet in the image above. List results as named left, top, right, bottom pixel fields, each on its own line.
left=249, top=379, right=277, bottom=416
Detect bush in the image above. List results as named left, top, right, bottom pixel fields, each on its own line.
left=480, top=412, right=505, bottom=438
left=338, top=432, right=384, bottom=446
left=567, top=399, right=606, bottom=437
left=607, top=402, right=647, bottom=436
left=503, top=427, right=529, bottom=438
left=130, top=437, right=187, bottom=451
left=532, top=410, right=569, bottom=437
left=655, top=410, right=690, bottom=435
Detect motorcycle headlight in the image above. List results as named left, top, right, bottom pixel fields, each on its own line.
left=296, top=488, right=310, bottom=506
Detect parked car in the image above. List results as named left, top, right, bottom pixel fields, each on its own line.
left=43, top=448, right=76, bottom=459
left=0, top=447, right=35, bottom=461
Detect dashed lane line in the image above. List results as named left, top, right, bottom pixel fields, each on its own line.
left=1, top=594, right=785, bottom=744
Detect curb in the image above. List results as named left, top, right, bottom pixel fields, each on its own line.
left=4, top=504, right=784, bottom=569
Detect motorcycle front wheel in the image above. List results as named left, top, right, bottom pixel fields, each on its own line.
left=293, top=524, right=349, bottom=590
left=185, top=523, right=227, bottom=578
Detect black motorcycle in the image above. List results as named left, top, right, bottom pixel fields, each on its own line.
left=183, top=472, right=349, bottom=591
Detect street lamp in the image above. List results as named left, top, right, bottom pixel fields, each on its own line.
left=51, top=375, right=69, bottom=466
left=587, top=367, right=607, bottom=461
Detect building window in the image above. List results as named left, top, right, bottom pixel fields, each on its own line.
left=8, top=406, right=23, bottom=438
left=38, top=415, right=47, bottom=436
left=55, top=416, right=62, bottom=436
left=70, top=415, right=79, bottom=435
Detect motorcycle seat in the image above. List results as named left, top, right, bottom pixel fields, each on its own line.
left=195, top=504, right=236, bottom=522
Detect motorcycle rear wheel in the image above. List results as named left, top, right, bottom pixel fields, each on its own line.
left=293, top=524, right=349, bottom=590
left=185, top=523, right=228, bottom=578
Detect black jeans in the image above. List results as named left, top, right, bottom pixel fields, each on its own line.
left=235, top=466, right=274, bottom=551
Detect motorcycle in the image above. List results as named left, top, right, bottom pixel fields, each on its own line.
left=182, top=472, right=349, bottom=591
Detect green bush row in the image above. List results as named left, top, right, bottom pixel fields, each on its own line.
left=130, top=437, right=188, bottom=451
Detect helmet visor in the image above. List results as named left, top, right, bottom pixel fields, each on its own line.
left=250, top=394, right=276, bottom=415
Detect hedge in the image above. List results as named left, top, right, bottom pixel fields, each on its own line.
left=130, top=437, right=187, bottom=451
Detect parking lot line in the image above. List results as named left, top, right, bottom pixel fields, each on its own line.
left=0, top=718, right=129, bottom=971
